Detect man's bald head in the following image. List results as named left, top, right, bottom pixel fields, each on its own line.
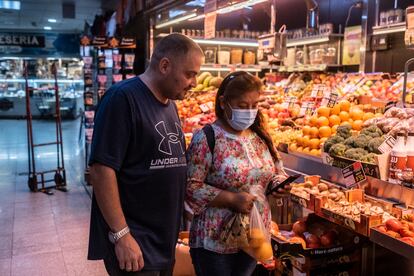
left=149, top=33, right=203, bottom=70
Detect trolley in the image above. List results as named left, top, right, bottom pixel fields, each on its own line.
left=24, top=61, right=67, bottom=194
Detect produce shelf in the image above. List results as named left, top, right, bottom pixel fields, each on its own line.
left=200, top=63, right=262, bottom=72
left=372, top=22, right=406, bottom=36
left=286, top=34, right=343, bottom=47
left=370, top=227, right=414, bottom=260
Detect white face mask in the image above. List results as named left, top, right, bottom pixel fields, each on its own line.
left=226, top=103, right=258, bottom=131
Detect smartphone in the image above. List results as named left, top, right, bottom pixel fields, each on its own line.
left=265, top=174, right=301, bottom=196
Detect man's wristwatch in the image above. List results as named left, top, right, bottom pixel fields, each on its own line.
left=108, top=226, right=130, bottom=244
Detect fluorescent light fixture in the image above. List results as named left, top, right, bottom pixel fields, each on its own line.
left=188, top=14, right=205, bottom=21
left=200, top=66, right=261, bottom=72
left=217, top=0, right=267, bottom=15
left=287, top=36, right=330, bottom=47
left=193, top=38, right=258, bottom=47
left=43, top=26, right=52, bottom=30
left=48, top=18, right=57, bottom=23
left=373, top=26, right=406, bottom=35
left=155, top=12, right=196, bottom=29
left=0, top=0, right=20, bottom=10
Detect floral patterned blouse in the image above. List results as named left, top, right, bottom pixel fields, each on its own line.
left=186, top=123, right=286, bottom=254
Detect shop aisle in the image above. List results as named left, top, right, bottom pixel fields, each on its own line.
left=0, top=119, right=106, bottom=276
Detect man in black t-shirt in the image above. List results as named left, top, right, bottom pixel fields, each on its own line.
left=87, top=33, right=204, bottom=275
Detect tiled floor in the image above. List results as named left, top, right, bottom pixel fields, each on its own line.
left=0, top=119, right=107, bottom=276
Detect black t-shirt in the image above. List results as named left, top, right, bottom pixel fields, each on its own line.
left=87, top=77, right=187, bottom=270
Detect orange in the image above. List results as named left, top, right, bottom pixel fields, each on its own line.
left=329, top=115, right=341, bottom=126
left=303, top=147, right=311, bottom=154
left=319, top=126, right=332, bottom=138
left=302, top=135, right=311, bottom=147
left=317, top=106, right=331, bottom=117
left=340, top=121, right=352, bottom=127
left=352, top=120, right=364, bottom=131
left=309, top=138, right=320, bottom=149
left=339, top=111, right=350, bottom=122
left=330, top=104, right=341, bottom=115
left=296, top=137, right=303, bottom=147
left=289, top=143, right=298, bottom=152
left=348, top=118, right=354, bottom=124
left=302, top=125, right=311, bottom=136
left=309, top=127, right=319, bottom=138
left=249, top=228, right=265, bottom=248
left=296, top=146, right=304, bottom=152
left=363, top=112, right=375, bottom=121
left=310, top=149, right=320, bottom=156
left=309, top=116, right=319, bottom=127
left=339, top=100, right=351, bottom=112
left=332, top=125, right=339, bottom=134
left=289, top=236, right=306, bottom=249
left=254, top=242, right=273, bottom=262
left=350, top=108, right=364, bottom=121
left=375, top=113, right=383, bottom=118
left=317, top=116, right=330, bottom=127
left=320, top=137, right=328, bottom=144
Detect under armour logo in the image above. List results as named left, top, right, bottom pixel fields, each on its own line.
left=155, top=121, right=185, bottom=155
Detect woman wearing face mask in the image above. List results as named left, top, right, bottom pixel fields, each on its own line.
left=185, top=71, right=287, bottom=276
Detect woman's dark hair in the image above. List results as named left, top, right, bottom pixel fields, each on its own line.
left=215, top=71, right=279, bottom=162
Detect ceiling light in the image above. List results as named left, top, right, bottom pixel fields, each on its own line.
left=0, top=0, right=21, bottom=10
left=188, top=14, right=205, bottom=21
left=155, top=12, right=196, bottom=29
left=217, top=0, right=267, bottom=14
left=44, top=26, right=52, bottom=30
left=48, top=19, right=57, bottom=23
left=193, top=38, right=258, bottom=47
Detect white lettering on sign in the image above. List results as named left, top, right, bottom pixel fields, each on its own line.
left=0, top=34, right=42, bottom=47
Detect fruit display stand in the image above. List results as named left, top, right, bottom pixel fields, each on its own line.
left=370, top=227, right=414, bottom=261
left=271, top=214, right=365, bottom=275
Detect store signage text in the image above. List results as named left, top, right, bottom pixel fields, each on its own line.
left=0, top=34, right=45, bottom=48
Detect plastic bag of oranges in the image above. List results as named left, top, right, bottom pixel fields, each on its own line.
left=243, top=186, right=273, bottom=264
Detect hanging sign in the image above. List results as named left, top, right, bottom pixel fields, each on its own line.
left=204, top=0, right=217, bottom=39
left=343, top=26, right=362, bottom=65
left=92, top=36, right=108, bottom=47
left=119, top=37, right=136, bottom=48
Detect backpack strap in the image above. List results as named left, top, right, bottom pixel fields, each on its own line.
left=202, top=124, right=215, bottom=157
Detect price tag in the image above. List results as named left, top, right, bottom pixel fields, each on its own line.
left=342, top=161, right=366, bottom=187
left=299, top=101, right=315, bottom=116
left=199, top=101, right=214, bottom=113
left=378, top=135, right=396, bottom=154
left=321, top=91, right=339, bottom=108
left=288, top=96, right=297, bottom=109
left=310, top=84, right=326, bottom=98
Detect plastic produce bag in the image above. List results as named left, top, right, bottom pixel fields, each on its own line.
left=384, top=107, right=408, bottom=119
left=243, top=185, right=273, bottom=264
left=218, top=213, right=249, bottom=249
left=376, top=117, right=400, bottom=134
left=389, top=120, right=410, bottom=137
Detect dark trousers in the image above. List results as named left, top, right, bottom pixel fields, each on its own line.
left=103, top=250, right=173, bottom=276
left=189, top=248, right=257, bottom=276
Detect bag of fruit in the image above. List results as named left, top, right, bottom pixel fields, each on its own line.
left=243, top=185, right=273, bottom=264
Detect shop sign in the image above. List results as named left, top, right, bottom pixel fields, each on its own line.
left=342, top=26, right=362, bottom=66
left=0, top=33, right=45, bottom=48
